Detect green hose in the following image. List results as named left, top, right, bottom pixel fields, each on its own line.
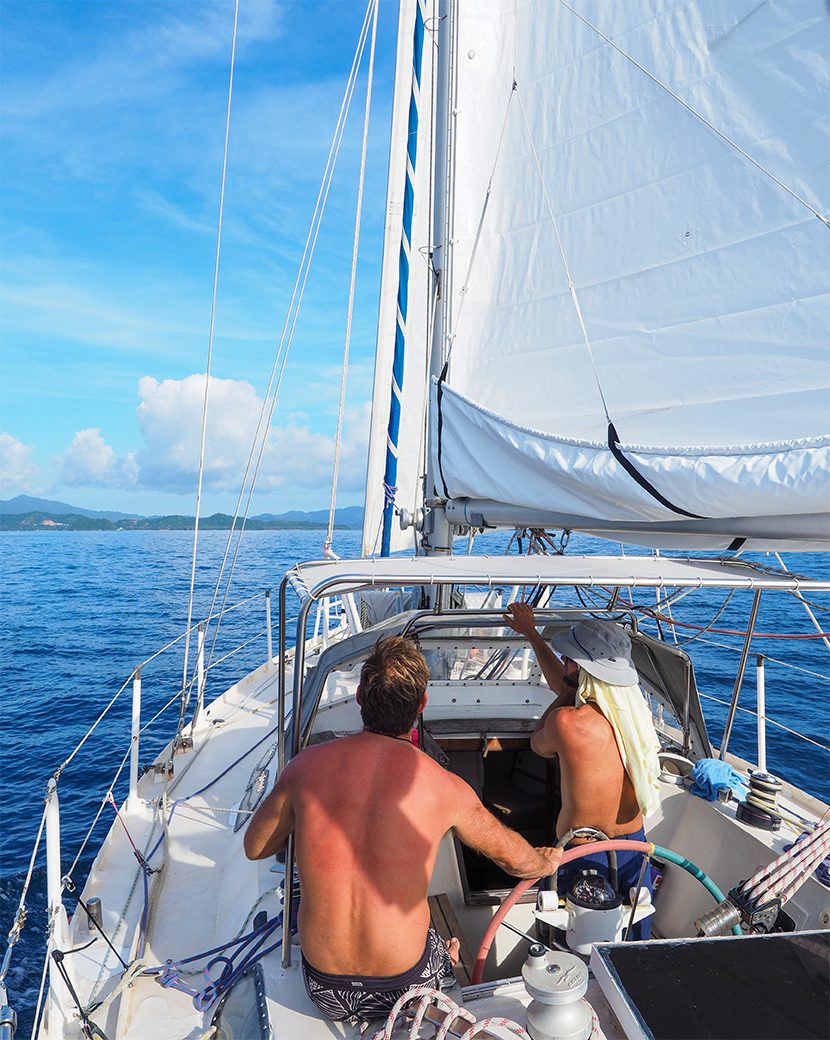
left=653, top=844, right=742, bottom=935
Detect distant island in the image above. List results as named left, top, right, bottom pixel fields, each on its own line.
left=0, top=495, right=364, bottom=532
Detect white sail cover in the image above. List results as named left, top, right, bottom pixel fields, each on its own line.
left=428, top=0, right=830, bottom=549
left=362, top=0, right=436, bottom=556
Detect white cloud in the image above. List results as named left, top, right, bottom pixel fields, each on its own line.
left=136, top=374, right=261, bottom=491
left=0, top=432, right=40, bottom=491
left=50, top=374, right=370, bottom=500
left=3, top=2, right=284, bottom=120
left=262, top=401, right=371, bottom=495
left=0, top=273, right=199, bottom=356
left=135, top=373, right=370, bottom=496
left=59, top=429, right=138, bottom=488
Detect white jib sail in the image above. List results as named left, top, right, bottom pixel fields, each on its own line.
left=428, top=0, right=830, bottom=548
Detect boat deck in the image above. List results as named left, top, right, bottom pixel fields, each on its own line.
left=42, top=637, right=828, bottom=1040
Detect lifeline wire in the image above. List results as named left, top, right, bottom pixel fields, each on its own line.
left=657, top=631, right=830, bottom=684
left=54, top=673, right=132, bottom=778
left=29, top=946, right=50, bottom=1040
left=0, top=804, right=47, bottom=987
left=696, top=691, right=830, bottom=754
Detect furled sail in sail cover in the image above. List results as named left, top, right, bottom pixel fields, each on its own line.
left=363, top=0, right=436, bottom=556
left=425, top=0, right=830, bottom=551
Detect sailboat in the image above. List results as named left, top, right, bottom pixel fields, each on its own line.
left=4, top=1, right=829, bottom=1038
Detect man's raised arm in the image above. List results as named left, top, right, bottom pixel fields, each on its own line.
left=244, top=761, right=297, bottom=860
left=449, top=774, right=561, bottom=880
left=503, top=602, right=575, bottom=707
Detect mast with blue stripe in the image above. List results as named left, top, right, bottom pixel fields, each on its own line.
left=380, top=0, right=426, bottom=556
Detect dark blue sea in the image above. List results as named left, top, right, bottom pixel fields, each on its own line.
left=2, top=529, right=828, bottom=1031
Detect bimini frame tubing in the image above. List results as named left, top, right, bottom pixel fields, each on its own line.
left=275, top=554, right=827, bottom=968
left=718, top=588, right=762, bottom=760
left=280, top=583, right=315, bottom=969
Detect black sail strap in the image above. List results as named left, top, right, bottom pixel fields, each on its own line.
left=607, top=422, right=706, bottom=520
left=435, top=362, right=451, bottom=498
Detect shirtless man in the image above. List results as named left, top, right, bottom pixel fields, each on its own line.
left=244, top=635, right=562, bottom=1021
left=504, top=604, right=658, bottom=939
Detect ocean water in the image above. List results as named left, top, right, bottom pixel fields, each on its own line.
left=1, top=529, right=828, bottom=1031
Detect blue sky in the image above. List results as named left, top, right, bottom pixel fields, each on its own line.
left=1, top=0, right=398, bottom=515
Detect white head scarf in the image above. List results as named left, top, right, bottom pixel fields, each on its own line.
left=577, top=670, right=662, bottom=818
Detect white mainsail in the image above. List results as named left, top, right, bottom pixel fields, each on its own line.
left=420, top=0, right=829, bottom=550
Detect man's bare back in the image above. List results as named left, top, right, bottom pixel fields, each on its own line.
left=504, top=603, right=644, bottom=840
left=538, top=703, right=642, bottom=839
left=272, top=732, right=456, bottom=975
left=245, top=729, right=561, bottom=977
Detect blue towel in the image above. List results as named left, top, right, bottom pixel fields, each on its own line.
left=689, top=758, right=749, bottom=802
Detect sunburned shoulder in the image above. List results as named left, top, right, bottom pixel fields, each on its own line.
left=281, top=737, right=347, bottom=776
left=549, top=704, right=612, bottom=747
left=287, top=733, right=441, bottom=773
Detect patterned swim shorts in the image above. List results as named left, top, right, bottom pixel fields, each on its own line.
left=301, top=926, right=456, bottom=1022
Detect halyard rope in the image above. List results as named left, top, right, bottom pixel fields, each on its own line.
left=738, top=814, right=830, bottom=904
left=369, top=987, right=476, bottom=1040
left=367, top=986, right=534, bottom=1040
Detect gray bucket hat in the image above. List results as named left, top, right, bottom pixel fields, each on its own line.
left=550, top=619, right=638, bottom=686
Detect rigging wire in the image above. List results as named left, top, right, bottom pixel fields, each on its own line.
left=514, top=85, right=613, bottom=425
left=445, top=84, right=517, bottom=360
left=667, top=589, right=736, bottom=649
left=326, top=0, right=379, bottom=554
left=775, top=552, right=830, bottom=653
left=0, top=804, right=47, bottom=988
left=697, top=691, right=830, bottom=755
left=182, top=0, right=376, bottom=715
left=413, top=5, right=441, bottom=558
left=179, top=0, right=240, bottom=734
left=557, top=0, right=830, bottom=231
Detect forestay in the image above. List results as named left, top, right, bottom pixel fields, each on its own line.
left=426, top=0, right=830, bottom=549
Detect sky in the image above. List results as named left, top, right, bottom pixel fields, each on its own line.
left=0, top=0, right=399, bottom=516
